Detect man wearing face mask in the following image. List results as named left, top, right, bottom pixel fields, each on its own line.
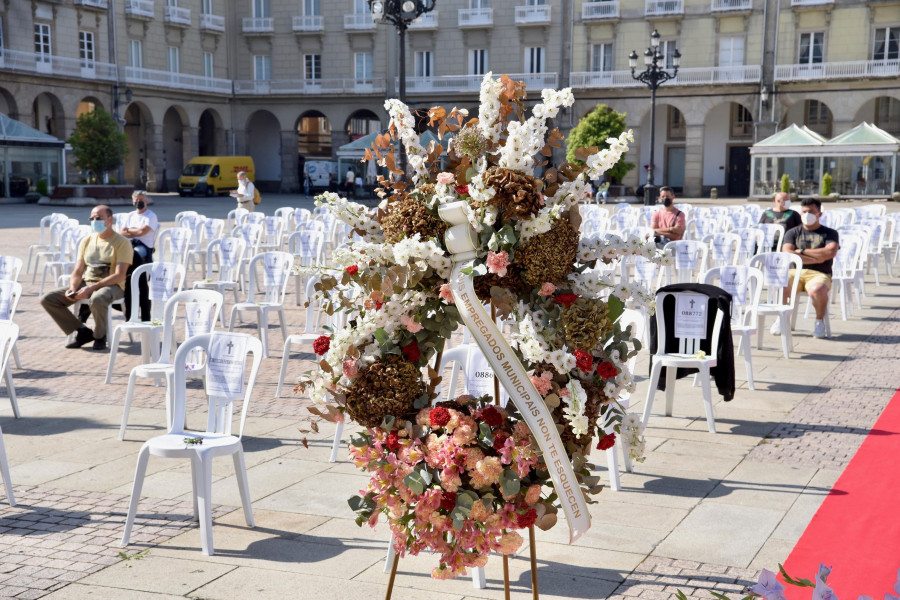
left=651, top=187, right=685, bottom=247
left=759, top=192, right=802, bottom=251
left=777, top=197, right=839, bottom=339
left=119, top=191, right=159, bottom=322
left=40, top=205, right=133, bottom=350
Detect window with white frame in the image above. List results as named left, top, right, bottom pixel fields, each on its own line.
left=730, top=103, right=753, bottom=138
left=79, top=31, right=95, bottom=68
left=798, top=32, right=824, bottom=65
left=201, top=0, right=213, bottom=14
left=414, top=51, right=433, bottom=77
left=166, top=0, right=177, bottom=6
left=660, top=39, right=678, bottom=69
left=203, top=52, right=214, bottom=78
left=804, top=99, right=832, bottom=137
left=468, top=49, right=488, bottom=75
left=254, top=55, right=271, bottom=81
left=34, top=23, right=51, bottom=63
left=718, top=37, right=744, bottom=67
left=304, top=54, right=321, bottom=80
left=526, top=0, right=547, bottom=4
left=129, top=39, right=142, bottom=68
left=525, top=47, right=544, bottom=73
left=873, top=27, right=900, bottom=61
left=470, top=0, right=489, bottom=6
left=591, top=43, right=613, bottom=72
left=253, top=0, right=270, bottom=18
left=304, top=0, right=321, bottom=15
left=355, top=52, right=373, bottom=80
left=354, top=0, right=368, bottom=13
left=167, top=46, right=179, bottom=73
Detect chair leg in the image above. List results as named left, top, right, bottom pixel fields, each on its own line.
left=329, top=420, right=344, bottom=463
left=621, top=439, right=634, bottom=473
left=228, top=306, right=238, bottom=332
left=756, top=315, right=765, bottom=351
left=699, top=364, right=717, bottom=433
left=195, top=455, right=215, bottom=556
left=118, top=371, right=139, bottom=441
left=471, top=566, right=486, bottom=589
left=105, top=328, right=122, bottom=384
left=190, top=455, right=201, bottom=522
left=780, top=314, right=791, bottom=359
left=839, top=282, right=848, bottom=321
left=641, top=361, right=663, bottom=429
left=121, top=447, right=151, bottom=546
left=384, top=538, right=396, bottom=574
left=741, top=334, right=755, bottom=391
left=276, top=339, right=292, bottom=398
left=278, top=309, right=287, bottom=348
left=605, top=435, right=622, bottom=492
left=258, top=312, right=269, bottom=358
left=0, top=427, right=15, bottom=506
left=664, top=366, right=676, bottom=417
left=4, top=365, right=19, bottom=419
left=232, top=447, right=255, bottom=528
left=12, top=342, right=21, bottom=369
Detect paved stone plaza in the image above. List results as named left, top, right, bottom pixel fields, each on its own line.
left=0, top=195, right=897, bottom=599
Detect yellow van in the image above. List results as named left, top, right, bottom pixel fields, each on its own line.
left=178, top=156, right=255, bottom=197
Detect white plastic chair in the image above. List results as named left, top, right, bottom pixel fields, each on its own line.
left=121, top=332, right=263, bottom=556
left=228, top=252, right=294, bottom=358
left=0, top=321, right=20, bottom=420
left=663, top=240, right=709, bottom=284
left=119, top=289, right=224, bottom=440
left=232, top=224, right=264, bottom=292
left=756, top=223, right=785, bottom=253
left=0, top=280, right=23, bottom=376
left=732, top=227, right=765, bottom=265
left=860, top=219, right=892, bottom=285
left=702, top=266, right=762, bottom=390
left=226, top=207, right=250, bottom=231
left=27, top=213, right=67, bottom=276
left=829, top=232, right=864, bottom=321
left=244, top=212, right=266, bottom=226
left=194, top=237, right=247, bottom=327
left=0, top=256, right=24, bottom=283
left=193, top=218, right=226, bottom=279
left=175, top=211, right=200, bottom=227
left=703, top=232, right=741, bottom=268
left=749, top=252, right=802, bottom=359
left=275, top=278, right=336, bottom=399
left=105, top=262, right=187, bottom=383
left=642, top=290, right=726, bottom=433
left=288, top=230, right=326, bottom=305
left=30, top=219, right=69, bottom=284
left=258, top=216, right=285, bottom=253
left=156, top=227, right=193, bottom=267
left=39, top=224, right=89, bottom=295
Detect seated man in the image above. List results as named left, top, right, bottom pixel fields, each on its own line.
left=119, top=190, right=159, bottom=322
left=759, top=191, right=801, bottom=251
left=775, top=197, right=839, bottom=339
left=650, top=186, right=685, bottom=247
left=40, top=204, right=133, bottom=351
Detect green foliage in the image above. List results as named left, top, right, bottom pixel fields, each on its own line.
left=67, top=107, right=128, bottom=181
left=35, top=179, right=48, bottom=196
left=566, top=104, right=635, bottom=184
left=780, top=173, right=791, bottom=193
left=821, top=172, right=832, bottom=196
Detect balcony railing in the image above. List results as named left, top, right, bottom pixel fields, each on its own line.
left=458, top=7, right=493, bottom=27
left=710, top=0, right=752, bottom=11
left=122, top=66, right=232, bottom=93
left=408, top=11, right=438, bottom=29
left=74, top=0, right=109, bottom=9
left=124, top=0, right=154, bottom=19
left=582, top=1, right=620, bottom=20
left=775, top=59, right=900, bottom=81
left=515, top=5, right=551, bottom=24
left=234, top=78, right=386, bottom=95
left=401, top=72, right=558, bottom=93
left=292, top=15, right=324, bottom=31
left=0, top=49, right=117, bottom=81
left=570, top=65, right=761, bottom=88
left=791, top=0, right=834, bottom=6
left=200, top=13, right=225, bottom=32
left=645, top=0, right=684, bottom=16
left=344, top=13, right=375, bottom=29
left=164, top=5, right=191, bottom=26
left=242, top=17, right=274, bottom=33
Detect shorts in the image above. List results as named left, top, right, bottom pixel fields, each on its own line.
left=788, top=269, right=832, bottom=292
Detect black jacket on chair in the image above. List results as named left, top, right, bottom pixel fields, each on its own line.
left=649, top=283, right=736, bottom=402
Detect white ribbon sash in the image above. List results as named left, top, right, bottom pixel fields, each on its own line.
left=439, top=202, right=590, bottom=543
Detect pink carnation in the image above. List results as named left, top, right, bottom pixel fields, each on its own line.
left=401, top=314, right=423, bottom=333
left=538, top=282, right=557, bottom=297
left=497, top=531, right=524, bottom=555
left=436, top=172, right=456, bottom=185
left=559, top=387, right=570, bottom=398
left=525, top=484, right=542, bottom=506
left=530, top=371, right=553, bottom=397
left=342, top=359, right=359, bottom=379
left=440, top=283, right=454, bottom=304
left=486, top=251, right=510, bottom=277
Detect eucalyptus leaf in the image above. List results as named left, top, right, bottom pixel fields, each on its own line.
left=500, top=469, right=520, bottom=497
left=379, top=415, right=396, bottom=432
left=403, top=470, right=426, bottom=495
left=374, top=328, right=389, bottom=344
left=608, top=294, right=625, bottom=324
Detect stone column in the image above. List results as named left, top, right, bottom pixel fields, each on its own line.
left=146, top=124, right=164, bottom=193
left=280, top=130, right=299, bottom=193
left=683, top=123, right=704, bottom=198
left=330, top=130, right=347, bottom=161
left=187, top=127, right=200, bottom=164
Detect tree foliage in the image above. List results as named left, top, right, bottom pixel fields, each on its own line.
left=67, top=108, right=128, bottom=181
left=566, top=104, right=635, bottom=183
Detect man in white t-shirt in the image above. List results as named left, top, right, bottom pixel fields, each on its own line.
left=119, top=190, right=159, bottom=321
left=230, top=171, right=255, bottom=213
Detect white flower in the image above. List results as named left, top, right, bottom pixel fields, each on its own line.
left=562, top=379, right=588, bottom=436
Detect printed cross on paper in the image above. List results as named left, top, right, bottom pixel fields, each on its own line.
left=226, top=340, right=234, bottom=354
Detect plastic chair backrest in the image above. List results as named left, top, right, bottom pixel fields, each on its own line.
left=296, top=209, right=312, bottom=223
left=0, top=256, right=23, bottom=283
left=702, top=266, right=762, bottom=327
left=232, top=223, right=264, bottom=257
left=157, top=289, right=224, bottom=365
left=274, top=207, right=296, bottom=230
left=732, top=227, right=764, bottom=260
left=704, top=232, right=741, bottom=267
left=654, top=290, right=725, bottom=357
left=262, top=216, right=284, bottom=245
left=157, top=227, right=193, bottom=266
left=832, top=233, right=864, bottom=279
left=228, top=207, right=250, bottom=230
left=127, top=262, right=186, bottom=322
left=0, top=280, right=22, bottom=321
left=175, top=211, right=200, bottom=226
left=860, top=219, right=886, bottom=252
left=756, top=223, right=785, bottom=252
left=246, top=252, right=294, bottom=305
left=288, top=230, right=325, bottom=265
left=664, top=240, right=708, bottom=283
left=748, top=252, right=802, bottom=307
left=201, top=218, right=225, bottom=242
left=244, top=212, right=266, bottom=226
left=171, top=332, right=262, bottom=438
left=0, top=322, right=18, bottom=373
left=205, top=237, right=247, bottom=283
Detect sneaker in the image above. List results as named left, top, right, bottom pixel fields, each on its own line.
left=92, top=337, right=108, bottom=351
left=813, top=320, right=827, bottom=339
left=770, top=319, right=782, bottom=336
left=65, top=327, right=94, bottom=349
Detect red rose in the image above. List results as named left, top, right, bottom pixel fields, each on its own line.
left=346, top=265, right=359, bottom=276
left=596, top=361, right=618, bottom=380
left=455, top=185, right=469, bottom=196
left=574, top=350, right=593, bottom=373
left=481, top=406, right=504, bottom=428
left=596, top=432, right=616, bottom=451
left=313, top=335, right=331, bottom=355
left=402, top=340, right=421, bottom=363
left=375, top=300, right=384, bottom=310
left=554, top=292, right=579, bottom=308
left=430, top=407, right=451, bottom=428
left=385, top=431, right=400, bottom=452
left=516, top=509, right=537, bottom=529
left=492, top=432, right=509, bottom=451
left=440, top=491, right=457, bottom=511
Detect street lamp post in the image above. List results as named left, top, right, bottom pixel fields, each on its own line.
left=630, top=29, right=680, bottom=206
left=367, top=0, right=436, bottom=174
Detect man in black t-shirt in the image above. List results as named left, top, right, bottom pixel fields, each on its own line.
left=779, top=197, right=839, bottom=339
left=759, top=192, right=802, bottom=251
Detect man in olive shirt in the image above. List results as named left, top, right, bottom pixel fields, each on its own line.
left=40, top=205, right=134, bottom=350
left=759, top=192, right=802, bottom=251
left=776, top=197, right=839, bottom=339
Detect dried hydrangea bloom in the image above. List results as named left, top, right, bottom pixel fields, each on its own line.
left=344, top=354, right=425, bottom=427
left=482, top=166, right=544, bottom=220
left=562, top=297, right=612, bottom=353
left=380, top=195, right=448, bottom=244
left=514, top=219, right=579, bottom=287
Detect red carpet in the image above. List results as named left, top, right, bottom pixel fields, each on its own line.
left=782, top=389, right=900, bottom=598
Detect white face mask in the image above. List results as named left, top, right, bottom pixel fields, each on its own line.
left=801, top=212, right=818, bottom=226
left=783, top=200, right=791, bottom=210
